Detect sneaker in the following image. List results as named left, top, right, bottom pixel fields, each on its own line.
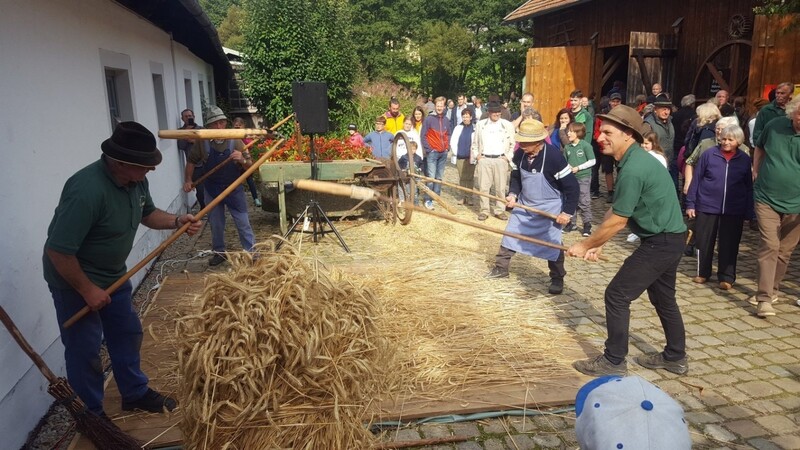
left=747, top=294, right=779, bottom=306
left=208, top=253, right=227, bottom=266
left=635, top=353, right=688, bottom=375
left=582, top=225, right=591, bottom=237
left=573, top=354, right=627, bottom=377
left=254, top=198, right=262, bottom=207
left=486, top=267, right=509, bottom=279
left=477, top=213, right=489, bottom=221
left=757, top=301, right=776, bottom=318
left=494, top=212, right=508, bottom=220
left=626, top=233, right=640, bottom=243
left=562, top=223, right=576, bottom=233
left=424, top=200, right=434, bottom=210
left=122, top=388, right=177, bottom=413
left=548, top=278, right=563, bottom=295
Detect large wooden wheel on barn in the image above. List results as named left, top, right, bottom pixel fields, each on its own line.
left=358, top=133, right=415, bottom=225
left=691, top=39, right=753, bottom=100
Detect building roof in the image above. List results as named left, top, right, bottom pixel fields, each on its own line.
left=116, top=0, right=232, bottom=99
left=503, top=0, right=593, bottom=23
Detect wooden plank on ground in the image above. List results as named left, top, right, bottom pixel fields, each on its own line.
left=70, top=275, right=201, bottom=449
left=72, top=271, right=591, bottom=448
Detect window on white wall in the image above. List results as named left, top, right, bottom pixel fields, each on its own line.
left=152, top=74, right=168, bottom=130
left=198, top=80, right=207, bottom=110
left=184, top=77, right=193, bottom=113
left=104, top=68, right=133, bottom=129
left=100, top=49, right=134, bottom=131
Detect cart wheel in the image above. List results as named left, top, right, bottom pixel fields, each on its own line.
left=391, top=133, right=415, bottom=225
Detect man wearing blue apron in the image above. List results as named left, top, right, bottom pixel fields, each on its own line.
left=487, top=119, right=579, bottom=295
left=183, top=106, right=256, bottom=266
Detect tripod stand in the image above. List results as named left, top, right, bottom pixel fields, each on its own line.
left=281, top=136, right=350, bottom=252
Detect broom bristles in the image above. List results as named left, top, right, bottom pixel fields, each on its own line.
left=74, top=411, right=142, bottom=450
left=48, top=377, right=141, bottom=450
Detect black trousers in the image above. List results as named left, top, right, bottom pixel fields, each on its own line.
left=604, top=232, right=686, bottom=364
left=495, top=246, right=566, bottom=280
left=693, top=211, right=744, bottom=283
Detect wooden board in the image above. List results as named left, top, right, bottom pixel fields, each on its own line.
left=71, top=272, right=592, bottom=448
left=70, top=275, right=199, bottom=449
left=747, top=14, right=800, bottom=111
left=526, top=45, right=594, bottom=126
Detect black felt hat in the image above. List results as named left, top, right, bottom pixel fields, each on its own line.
left=101, top=121, right=162, bottom=168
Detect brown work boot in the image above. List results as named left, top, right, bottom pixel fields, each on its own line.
left=572, top=354, right=627, bottom=377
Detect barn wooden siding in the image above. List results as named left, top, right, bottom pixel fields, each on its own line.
left=748, top=14, right=800, bottom=110
left=530, top=0, right=758, bottom=100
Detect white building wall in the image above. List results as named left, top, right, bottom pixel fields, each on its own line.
left=0, top=0, right=217, bottom=446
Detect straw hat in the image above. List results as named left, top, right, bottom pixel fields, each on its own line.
left=101, top=121, right=162, bottom=168
left=597, top=105, right=645, bottom=142
left=515, top=119, right=548, bottom=142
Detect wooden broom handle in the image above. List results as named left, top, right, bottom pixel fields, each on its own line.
left=62, top=138, right=287, bottom=329
left=0, top=305, right=58, bottom=383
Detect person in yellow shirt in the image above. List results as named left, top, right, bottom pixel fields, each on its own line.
left=384, top=97, right=405, bottom=134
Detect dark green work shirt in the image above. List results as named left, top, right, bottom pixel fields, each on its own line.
left=43, top=158, right=155, bottom=289
left=754, top=116, right=800, bottom=214
left=612, top=144, right=687, bottom=237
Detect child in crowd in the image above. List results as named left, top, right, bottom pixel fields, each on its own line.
left=347, top=124, right=364, bottom=147
left=563, top=122, right=595, bottom=236
left=642, top=131, right=668, bottom=168
left=397, top=117, right=422, bottom=171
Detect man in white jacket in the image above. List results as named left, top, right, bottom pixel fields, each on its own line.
left=472, top=101, right=515, bottom=220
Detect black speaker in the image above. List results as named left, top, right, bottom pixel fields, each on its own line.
left=292, top=81, right=329, bottom=134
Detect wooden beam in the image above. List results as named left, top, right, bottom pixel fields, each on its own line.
left=631, top=48, right=677, bottom=58
left=602, top=56, right=623, bottom=87
left=705, top=62, right=732, bottom=92
left=635, top=54, right=653, bottom=93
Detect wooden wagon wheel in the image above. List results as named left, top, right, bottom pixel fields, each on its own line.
left=691, top=39, right=752, bottom=100
left=390, top=132, right=415, bottom=225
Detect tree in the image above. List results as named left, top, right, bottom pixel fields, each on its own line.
left=240, top=0, right=357, bottom=128
left=217, top=5, right=245, bottom=49
left=200, top=0, right=240, bottom=27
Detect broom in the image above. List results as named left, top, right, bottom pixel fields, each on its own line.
left=0, top=305, right=141, bottom=449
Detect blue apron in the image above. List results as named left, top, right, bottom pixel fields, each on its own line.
left=204, top=140, right=243, bottom=197
left=501, top=146, right=563, bottom=261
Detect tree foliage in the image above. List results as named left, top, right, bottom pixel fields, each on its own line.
left=200, top=0, right=239, bottom=27
left=240, top=0, right=357, bottom=128
left=216, top=4, right=245, bottom=49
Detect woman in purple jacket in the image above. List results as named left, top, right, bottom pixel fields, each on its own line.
left=685, top=125, right=753, bottom=290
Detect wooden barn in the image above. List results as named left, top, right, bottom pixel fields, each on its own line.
left=503, top=0, right=799, bottom=123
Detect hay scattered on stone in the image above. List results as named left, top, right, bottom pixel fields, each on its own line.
left=176, top=242, right=391, bottom=449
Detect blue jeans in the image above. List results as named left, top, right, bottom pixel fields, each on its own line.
left=50, top=281, right=148, bottom=414
left=205, top=186, right=255, bottom=253
left=425, top=151, right=448, bottom=199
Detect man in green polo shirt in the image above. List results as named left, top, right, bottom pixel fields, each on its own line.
left=568, top=105, right=688, bottom=377
left=44, top=122, right=202, bottom=417
left=752, top=82, right=793, bottom=145
left=750, top=95, right=800, bottom=317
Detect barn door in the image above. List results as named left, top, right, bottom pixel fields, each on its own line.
left=526, top=46, right=595, bottom=127
left=626, top=32, right=677, bottom=103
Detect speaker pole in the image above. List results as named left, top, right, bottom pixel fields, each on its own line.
left=281, top=81, right=349, bottom=252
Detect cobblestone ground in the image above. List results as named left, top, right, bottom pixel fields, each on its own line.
left=28, top=163, right=800, bottom=449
